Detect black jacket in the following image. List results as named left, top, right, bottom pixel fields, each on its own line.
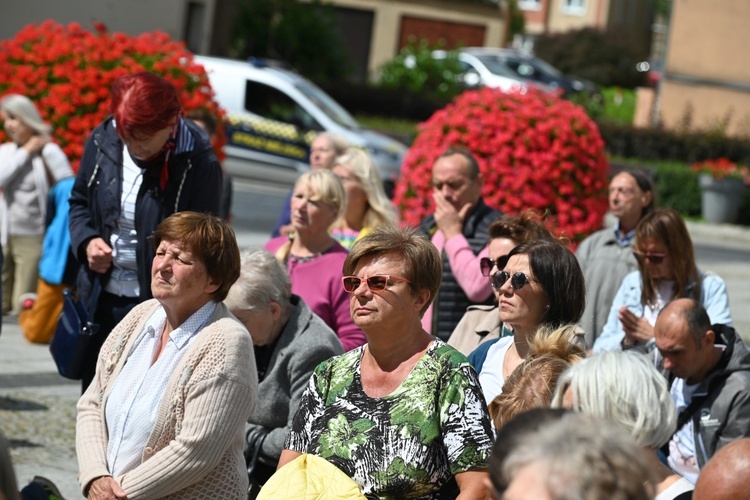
left=420, top=198, right=500, bottom=340
left=660, top=324, right=750, bottom=468
left=69, top=116, right=223, bottom=308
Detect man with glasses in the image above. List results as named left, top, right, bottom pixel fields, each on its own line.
left=654, top=299, right=750, bottom=485
left=576, top=169, right=654, bottom=348
left=419, top=147, right=500, bottom=341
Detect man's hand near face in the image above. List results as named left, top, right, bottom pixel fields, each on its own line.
left=433, top=190, right=473, bottom=240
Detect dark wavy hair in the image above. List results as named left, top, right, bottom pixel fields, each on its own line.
left=506, top=239, right=586, bottom=327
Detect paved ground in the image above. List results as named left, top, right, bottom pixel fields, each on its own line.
left=0, top=221, right=748, bottom=498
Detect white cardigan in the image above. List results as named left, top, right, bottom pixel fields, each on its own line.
left=0, top=141, right=72, bottom=244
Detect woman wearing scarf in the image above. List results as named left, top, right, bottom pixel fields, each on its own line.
left=69, top=72, right=223, bottom=392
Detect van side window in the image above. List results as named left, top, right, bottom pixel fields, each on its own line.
left=244, top=81, right=322, bottom=131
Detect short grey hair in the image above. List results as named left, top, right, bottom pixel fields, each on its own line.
left=501, top=413, right=654, bottom=500
left=314, top=132, right=349, bottom=156
left=224, top=249, right=292, bottom=312
left=551, top=350, right=677, bottom=449
left=0, top=94, right=51, bottom=136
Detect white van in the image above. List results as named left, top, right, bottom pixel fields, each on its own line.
left=195, top=56, right=407, bottom=190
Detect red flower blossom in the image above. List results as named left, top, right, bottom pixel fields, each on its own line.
left=691, top=158, right=750, bottom=185
left=393, top=87, right=609, bottom=244
left=0, top=20, right=226, bottom=171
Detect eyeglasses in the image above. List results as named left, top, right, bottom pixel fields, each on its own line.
left=480, top=255, right=509, bottom=277
left=633, top=251, right=667, bottom=264
left=491, top=270, right=539, bottom=291
left=342, top=275, right=411, bottom=293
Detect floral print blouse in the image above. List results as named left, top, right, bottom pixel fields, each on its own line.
left=285, top=339, right=493, bottom=499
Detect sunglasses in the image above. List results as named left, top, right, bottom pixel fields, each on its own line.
left=342, top=275, right=411, bottom=293
left=491, top=270, right=539, bottom=291
left=633, top=251, right=667, bottom=264
left=480, top=255, right=510, bottom=277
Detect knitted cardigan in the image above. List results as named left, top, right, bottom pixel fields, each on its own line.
left=76, top=300, right=258, bottom=499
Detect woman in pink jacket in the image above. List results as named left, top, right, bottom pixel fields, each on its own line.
left=265, top=170, right=365, bottom=351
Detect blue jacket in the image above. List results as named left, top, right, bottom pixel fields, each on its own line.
left=39, top=177, right=76, bottom=285
left=594, top=270, right=733, bottom=353
left=69, top=116, right=222, bottom=307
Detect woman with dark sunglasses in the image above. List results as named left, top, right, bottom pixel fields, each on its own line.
left=448, top=212, right=556, bottom=356
left=473, top=239, right=586, bottom=405
left=276, top=225, right=493, bottom=498
left=594, top=208, right=733, bottom=353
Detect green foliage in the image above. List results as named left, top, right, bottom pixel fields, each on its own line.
left=534, top=28, right=648, bottom=88
left=599, top=87, right=636, bottom=125
left=507, top=0, right=526, bottom=43
left=355, top=115, right=418, bottom=143
left=230, top=0, right=351, bottom=82
left=376, top=38, right=465, bottom=101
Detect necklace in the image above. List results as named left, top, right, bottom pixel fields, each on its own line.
left=288, top=252, right=321, bottom=265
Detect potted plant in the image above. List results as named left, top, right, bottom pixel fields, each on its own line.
left=691, top=158, right=750, bottom=224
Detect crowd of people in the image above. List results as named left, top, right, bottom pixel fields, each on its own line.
left=1, top=72, right=749, bottom=500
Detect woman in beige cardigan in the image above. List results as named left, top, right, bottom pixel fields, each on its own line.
left=76, top=212, right=257, bottom=500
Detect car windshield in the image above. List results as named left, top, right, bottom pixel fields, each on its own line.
left=527, top=56, right=564, bottom=78
left=294, top=80, right=360, bottom=130
left=472, top=54, right=522, bottom=78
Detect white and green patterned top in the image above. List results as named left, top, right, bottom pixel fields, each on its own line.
left=285, top=338, right=493, bottom=499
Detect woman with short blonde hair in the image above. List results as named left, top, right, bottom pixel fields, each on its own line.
left=264, top=170, right=365, bottom=351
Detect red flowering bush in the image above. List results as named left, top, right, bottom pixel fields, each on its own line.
left=393, top=86, right=610, bottom=243
left=691, top=158, right=750, bottom=185
left=0, top=20, right=225, bottom=171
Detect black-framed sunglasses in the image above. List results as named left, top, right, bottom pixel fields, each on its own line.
left=342, top=275, right=411, bottom=293
left=632, top=250, right=667, bottom=264
left=480, top=255, right=509, bottom=277
left=491, top=270, right=539, bottom=291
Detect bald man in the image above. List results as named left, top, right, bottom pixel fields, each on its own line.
left=693, top=438, right=750, bottom=499
left=654, top=298, right=750, bottom=484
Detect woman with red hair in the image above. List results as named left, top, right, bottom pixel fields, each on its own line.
left=69, top=72, right=223, bottom=392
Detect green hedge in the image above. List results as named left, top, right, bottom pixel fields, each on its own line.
left=598, top=123, right=750, bottom=165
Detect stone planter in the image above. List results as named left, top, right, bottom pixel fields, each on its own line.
left=699, top=174, right=747, bottom=224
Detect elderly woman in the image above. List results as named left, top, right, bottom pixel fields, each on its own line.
left=594, top=208, right=733, bottom=353
left=330, top=147, right=397, bottom=250
left=496, top=413, right=654, bottom=500
left=223, top=249, right=343, bottom=491
left=472, top=239, right=586, bottom=404
left=277, top=225, right=493, bottom=498
left=448, top=211, right=556, bottom=356
left=552, top=351, right=691, bottom=499
left=69, top=72, right=223, bottom=391
left=0, top=94, right=73, bottom=315
left=76, top=212, right=257, bottom=500
left=264, top=169, right=365, bottom=351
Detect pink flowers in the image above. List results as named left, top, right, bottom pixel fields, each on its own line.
left=393, top=87, right=610, bottom=243
left=0, top=21, right=225, bottom=171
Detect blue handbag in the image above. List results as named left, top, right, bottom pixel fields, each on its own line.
left=49, top=279, right=101, bottom=380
